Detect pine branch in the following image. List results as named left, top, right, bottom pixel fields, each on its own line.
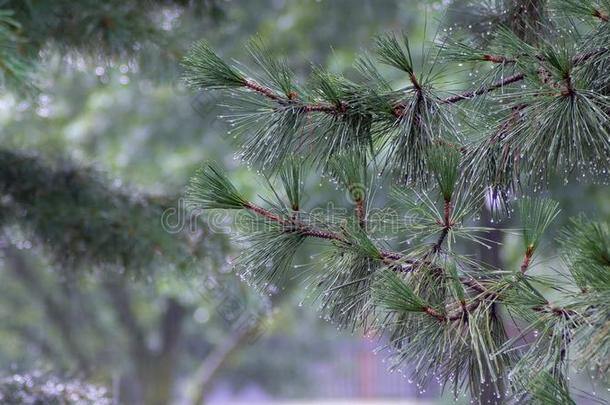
left=183, top=40, right=610, bottom=176
left=243, top=78, right=283, bottom=101
left=246, top=36, right=297, bottom=98
left=185, top=39, right=610, bottom=117
left=206, top=182, right=572, bottom=325
left=442, top=72, right=526, bottom=104
left=187, top=164, right=579, bottom=326
left=432, top=200, right=453, bottom=253
left=441, top=47, right=608, bottom=103
left=183, top=9, right=610, bottom=401
left=243, top=202, right=341, bottom=241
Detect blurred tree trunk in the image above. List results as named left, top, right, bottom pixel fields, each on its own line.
left=188, top=314, right=261, bottom=405
left=1, top=241, right=190, bottom=405
left=138, top=298, right=187, bottom=405
left=104, top=278, right=188, bottom=405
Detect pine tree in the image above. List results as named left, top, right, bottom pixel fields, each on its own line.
left=0, top=0, right=224, bottom=93
left=183, top=0, right=610, bottom=403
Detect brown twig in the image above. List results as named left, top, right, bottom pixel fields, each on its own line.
left=424, top=306, right=446, bottom=321
left=409, top=72, right=423, bottom=93
left=355, top=198, right=366, bottom=229
left=244, top=202, right=344, bottom=241
left=593, top=9, right=609, bottom=22
left=243, top=79, right=282, bottom=101
left=433, top=200, right=453, bottom=253
left=238, top=48, right=607, bottom=122
left=520, top=245, right=534, bottom=274
left=241, top=199, right=572, bottom=324
left=442, top=73, right=526, bottom=104
left=482, top=54, right=516, bottom=64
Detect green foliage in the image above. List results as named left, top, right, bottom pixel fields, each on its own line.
left=0, top=0, right=225, bottom=93
left=279, top=158, right=304, bottom=211
left=182, top=34, right=459, bottom=183
left=517, top=197, right=560, bottom=254
left=553, top=0, right=610, bottom=20
left=385, top=91, right=447, bottom=184
left=372, top=270, right=429, bottom=313
left=0, top=373, right=111, bottom=405
left=558, top=217, right=610, bottom=374
left=502, top=91, right=610, bottom=179
left=0, top=150, right=181, bottom=270
left=559, top=216, right=610, bottom=290
left=235, top=216, right=306, bottom=292
left=391, top=188, right=447, bottom=242
left=327, top=151, right=368, bottom=204
left=314, top=249, right=381, bottom=330
left=427, top=144, right=461, bottom=202
left=310, top=68, right=351, bottom=106
left=182, top=0, right=610, bottom=402
left=187, top=163, right=249, bottom=210
left=374, top=33, right=415, bottom=76
left=247, top=36, right=296, bottom=97
left=446, top=0, right=549, bottom=44
left=182, top=40, right=246, bottom=90
left=382, top=303, right=513, bottom=400
left=506, top=312, right=575, bottom=394
left=0, top=10, right=36, bottom=93
left=342, top=218, right=382, bottom=259
left=570, top=289, right=610, bottom=374
left=526, top=371, right=576, bottom=405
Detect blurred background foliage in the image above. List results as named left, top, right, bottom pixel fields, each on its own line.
left=0, top=0, right=607, bottom=404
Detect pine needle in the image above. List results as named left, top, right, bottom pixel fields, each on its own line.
left=517, top=197, right=560, bottom=254
left=372, top=269, right=430, bottom=313
left=186, top=163, right=248, bottom=210
left=182, top=40, right=245, bottom=90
